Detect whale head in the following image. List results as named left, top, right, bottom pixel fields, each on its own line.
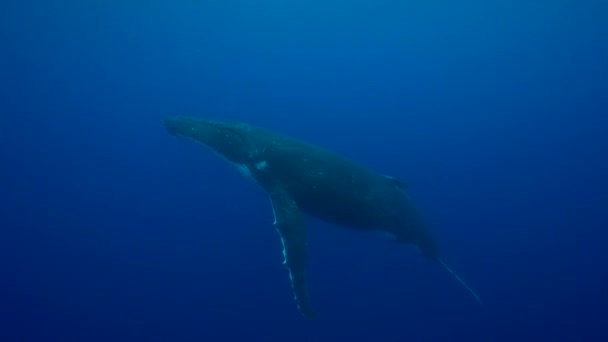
left=164, top=117, right=251, bottom=163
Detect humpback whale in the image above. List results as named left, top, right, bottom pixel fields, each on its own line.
left=164, top=117, right=481, bottom=318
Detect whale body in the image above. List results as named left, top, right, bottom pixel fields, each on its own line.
left=164, top=117, right=480, bottom=318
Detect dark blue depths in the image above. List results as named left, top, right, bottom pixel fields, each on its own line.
left=1, top=1, right=607, bottom=341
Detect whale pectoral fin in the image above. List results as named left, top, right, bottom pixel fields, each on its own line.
left=270, top=187, right=315, bottom=319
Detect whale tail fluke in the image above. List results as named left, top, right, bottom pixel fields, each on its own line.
left=439, top=259, right=483, bottom=306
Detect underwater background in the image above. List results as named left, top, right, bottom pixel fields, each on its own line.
left=1, top=1, right=607, bottom=341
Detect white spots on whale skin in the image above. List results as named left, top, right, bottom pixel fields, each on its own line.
left=271, top=202, right=278, bottom=225
left=275, top=228, right=299, bottom=310
left=255, top=160, right=268, bottom=170
left=235, top=163, right=253, bottom=179
left=280, top=236, right=288, bottom=265
left=249, top=147, right=266, bottom=159
left=270, top=195, right=305, bottom=315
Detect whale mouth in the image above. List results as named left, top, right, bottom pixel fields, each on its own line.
left=164, top=117, right=232, bottom=134
left=163, top=118, right=180, bottom=136
left=163, top=117, right=249, bottom=161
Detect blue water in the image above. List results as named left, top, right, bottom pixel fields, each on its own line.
left=1, top=1, right=607, bottom=341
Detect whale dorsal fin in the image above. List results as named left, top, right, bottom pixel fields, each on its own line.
left=269, top=185, right=315, bottom=319
left=384, top=175, right=408, bottom=189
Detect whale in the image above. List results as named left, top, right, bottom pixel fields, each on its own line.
left=163, top=116, right=481, bottom=318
